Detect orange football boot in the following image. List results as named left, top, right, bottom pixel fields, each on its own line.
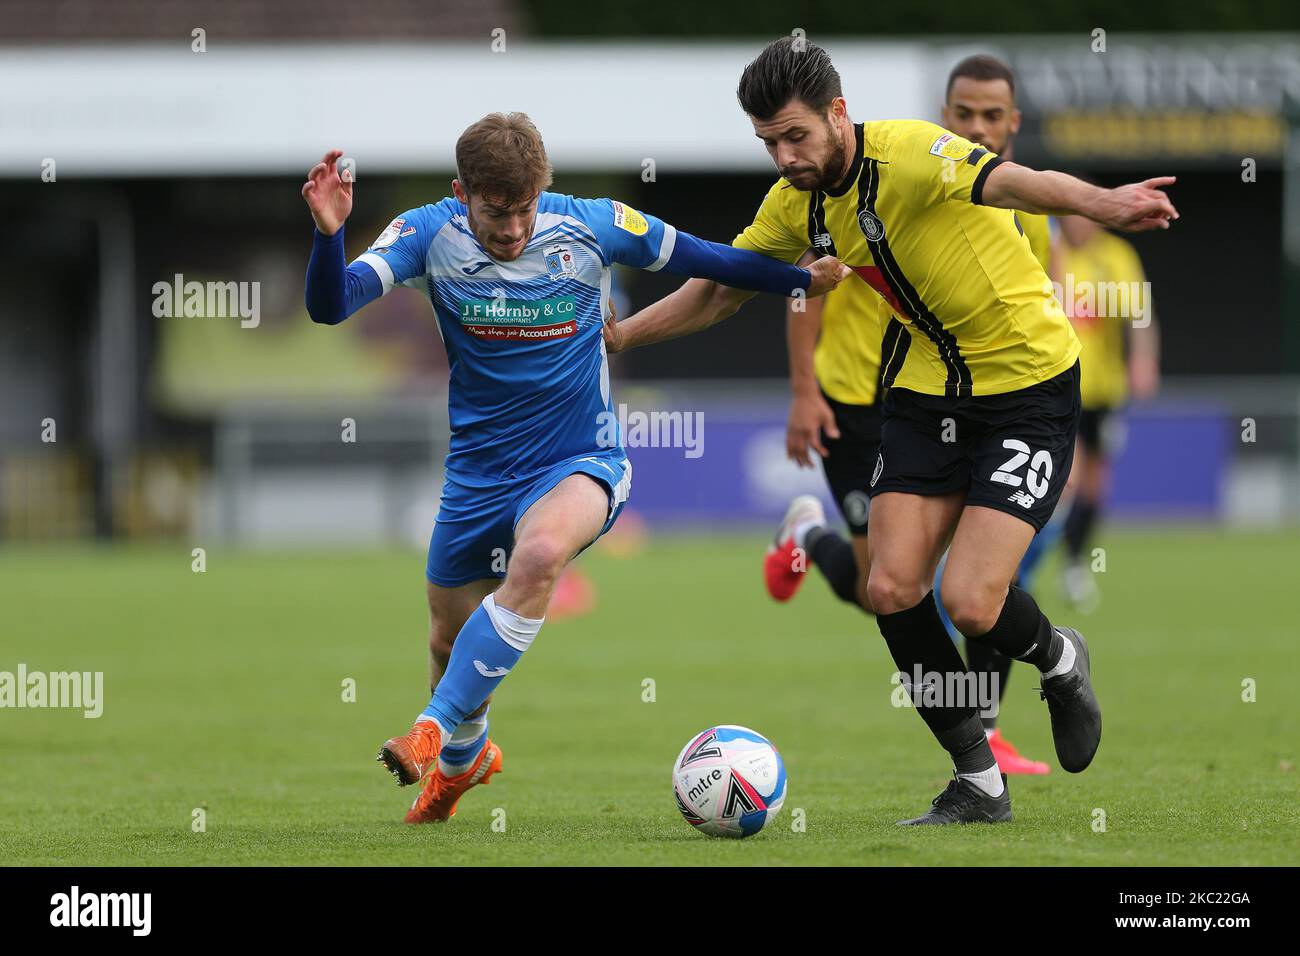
left=405, top=739, right=504, bottom=824
left=377, top=718, right=444, bottom=786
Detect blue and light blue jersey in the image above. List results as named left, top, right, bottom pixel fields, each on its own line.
left=354, top=194, right=677, bottom=478
left=306, top=192, right=812, bottom=481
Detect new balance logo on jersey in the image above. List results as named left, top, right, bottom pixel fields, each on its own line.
left=1007, top=490, right=1037, bottom=509
left=462, top=261, right=492, bottom=275
left=473, top=660, right=510, bottom=678
left=812, top=232, right=833, bottom=250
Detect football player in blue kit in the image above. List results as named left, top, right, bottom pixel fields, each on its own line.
left=302, top=112, right=848, bottom=823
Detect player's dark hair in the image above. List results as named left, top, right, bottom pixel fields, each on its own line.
left=455, top=111, right=554, bottom=205
left=737, top=36, right=843, bottom=121
left=945, top=54, right=1017, bottom=102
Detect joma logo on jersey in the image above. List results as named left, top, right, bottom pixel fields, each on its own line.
left=858, top=210, right=885, bottom=242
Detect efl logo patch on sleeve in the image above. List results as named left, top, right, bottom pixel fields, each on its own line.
left=928, top=133, right=974, bottom=162
left=370, top=217, right=406, bottom=249
left=612, top=201, right=649, bottom=236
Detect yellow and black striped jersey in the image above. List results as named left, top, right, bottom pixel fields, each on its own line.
left=1058, top=230, right=1147, bottom=409
left=812, top=274, right=886, bottom=406
left=809, top=207, right=1052, bottom=407
left=735, top=120, right=1079, bottom=398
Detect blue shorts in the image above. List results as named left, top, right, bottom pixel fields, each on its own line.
left=425, top=452, right=632, bottom=587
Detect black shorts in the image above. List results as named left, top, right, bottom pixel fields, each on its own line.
left=819, top=390, right=882, bottom=536
left=1079, top=406, right=1125, bottom=457
left=869, top=361, right=1081, bottom=532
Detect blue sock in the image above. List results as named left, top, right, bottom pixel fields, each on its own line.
left=933, top=554, right=962, bottom=643
left=438, top=708, right=489, bottom=775
left=420, top=595, right=543, bottom=735
left=1017, top=510, right=1065, bottom=589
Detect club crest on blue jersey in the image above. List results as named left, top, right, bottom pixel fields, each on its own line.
left=544, top=244, right=577, bottom=279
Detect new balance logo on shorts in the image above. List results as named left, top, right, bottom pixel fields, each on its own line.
left=1007, top=490, right=1037, bottom=509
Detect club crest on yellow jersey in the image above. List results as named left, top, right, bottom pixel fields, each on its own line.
left=858, top=209, right=885, bottom=241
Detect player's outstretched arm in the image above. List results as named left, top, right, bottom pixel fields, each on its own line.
left=301, top=148, right=383, bottom=325
left=604, top=278, right=747, bottom=354
left=980, top=163, right=1179, bottom=233
left=604, top=256, right=847, bottom=354
left=657, top=230, right=847, bottom=298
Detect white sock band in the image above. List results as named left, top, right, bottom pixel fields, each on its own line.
left=1043, top=631, right=1076, bottom=679
left=793, top=519, right=820, bottom=550
left=483, top=593, right=544, bottom=652
left=958, top=765, right=1005, bottom=798
left=449, top=707, right=489, bottom=747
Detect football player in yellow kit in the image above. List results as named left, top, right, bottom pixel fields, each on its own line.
left=606, top=37, right=1177, bottom=824
left=766, top=54, right=1055, bottom=777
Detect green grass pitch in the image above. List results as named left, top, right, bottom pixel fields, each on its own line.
left=2, top=527, right=1297, bottom=866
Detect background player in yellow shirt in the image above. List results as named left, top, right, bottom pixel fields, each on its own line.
left=606, top=37, right=1178, bottom=825
left=1054, top=214, right=1161, bottom=609
left=768, top=54, right=1054, bottom=776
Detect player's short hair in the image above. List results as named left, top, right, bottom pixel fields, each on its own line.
left=736, top=37, right=843, bottom=121
left=455, top=112, right=554, bottom=205
left=946, top=55, right=1017, bottom=102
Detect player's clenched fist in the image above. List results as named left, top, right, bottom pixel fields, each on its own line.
left=805, top=255, right=850, bottom=298
left=301, top=149, right=353, bottom=236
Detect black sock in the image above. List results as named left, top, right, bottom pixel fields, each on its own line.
left=805, top=526, right=861, bottom=608
left=1064, top=498, right=1097, bottom=563
left=968, top=585, right=1062, bottom=671
left=938, top=713, right=998, bottom=775
left=877, top=592, right=992, bottom=769
left=964, top=638, right=1012, bottom=732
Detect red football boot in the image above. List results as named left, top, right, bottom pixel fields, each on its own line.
left=764, top=495, right=826, bottom=602
left=988, top=728, right=1051, bottom=775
